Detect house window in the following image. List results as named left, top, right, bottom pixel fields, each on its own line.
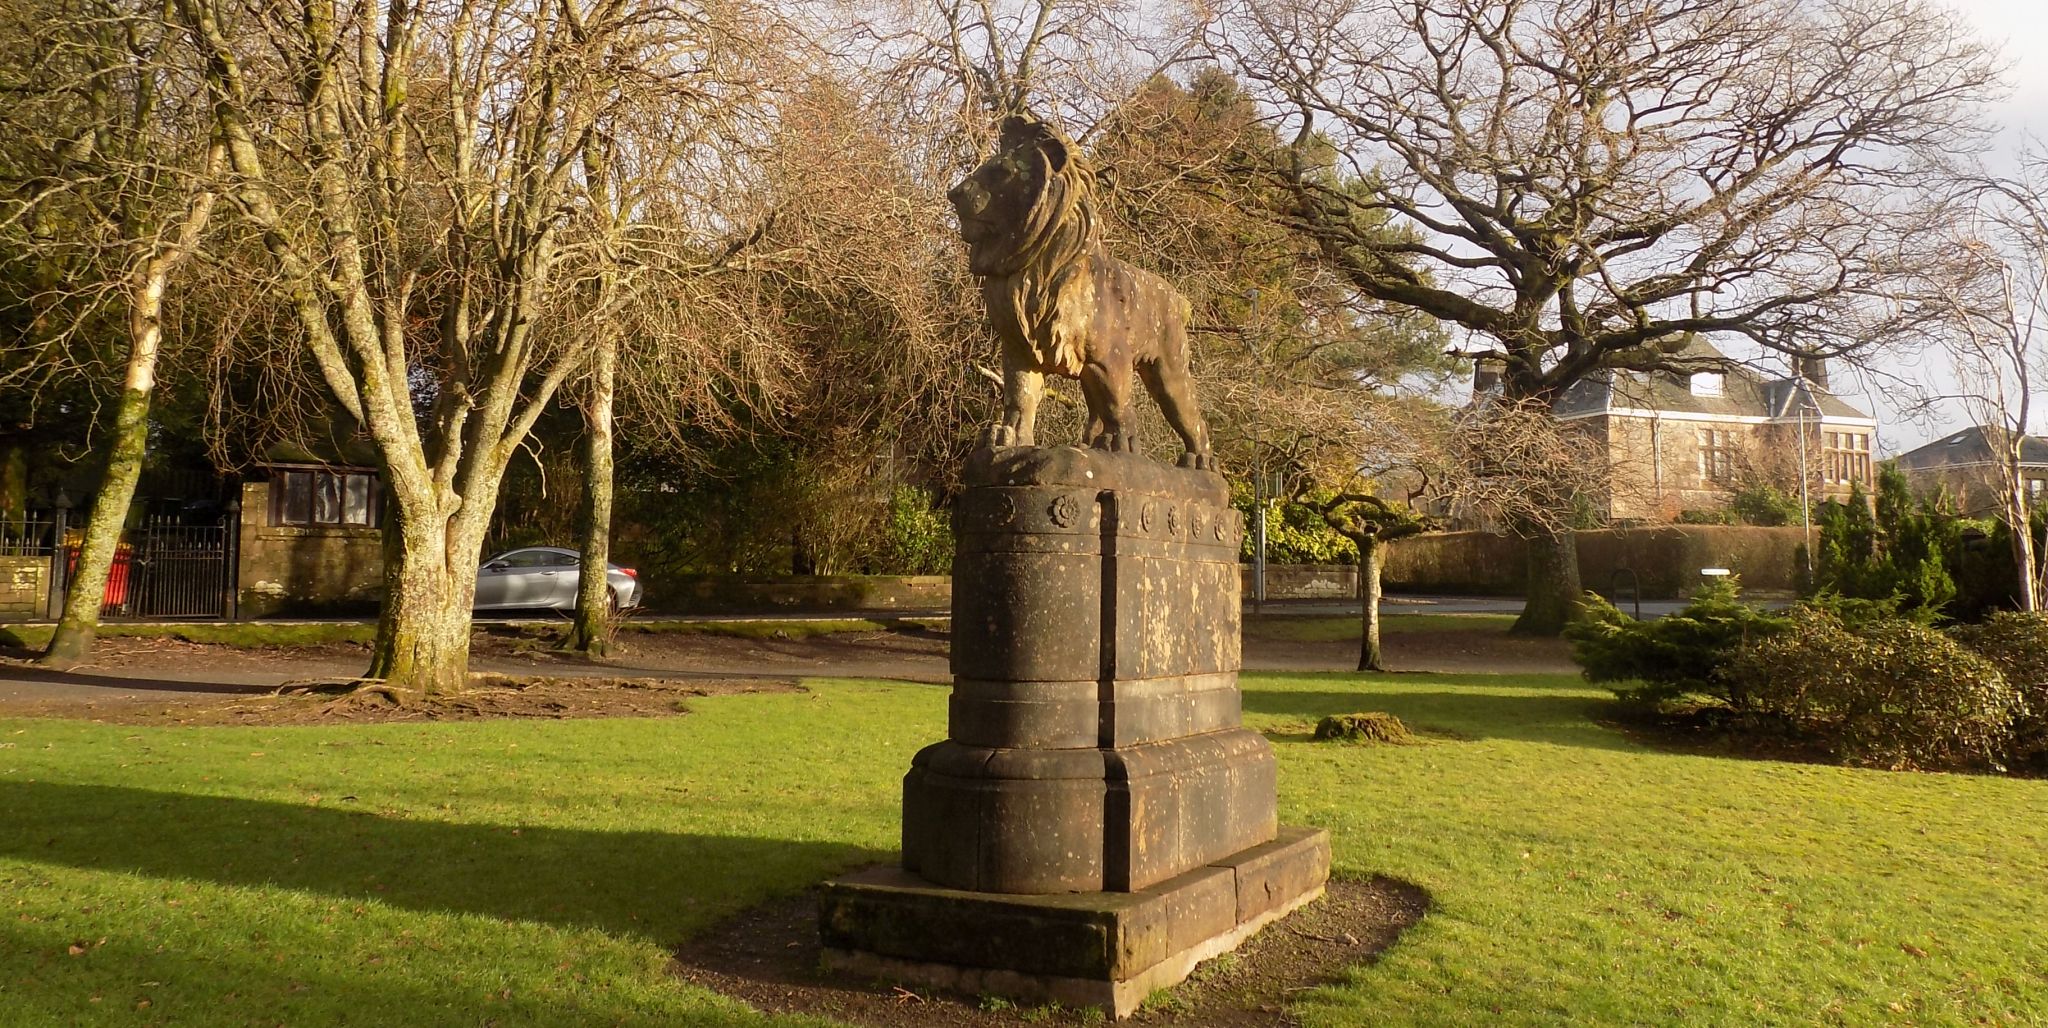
left=2030, top=478, right=2045, bottom=501
left=1822, top=432, right=1871, bottom=485
left=1690, top=372, right=1725, bottom=397
left=273, top=470, right=380, bottom=527
left=1696, top=428, right=1736, bottom=483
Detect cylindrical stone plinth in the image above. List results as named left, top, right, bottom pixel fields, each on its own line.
left=900, top=446, right=1279, bottom=895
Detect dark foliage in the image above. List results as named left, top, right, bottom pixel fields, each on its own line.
left=1949, top=612, right=2048, bottom=767
left=1565, top=577, right=1784, bottom=706
left=1725, top=609, right=2018, bottom=771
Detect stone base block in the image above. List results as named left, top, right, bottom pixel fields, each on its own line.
left=820, top=826, right=1330, bottom=1019
left=902, top=728, right=1279, bottom=894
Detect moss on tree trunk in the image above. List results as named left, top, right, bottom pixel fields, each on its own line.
left=362, top=515, right=476, bottom=696
left=1358, top=537, right=1384, bottom=672
left=568, top=337, right=616, bottom=657
left=39, top=385, right=151, bottom=667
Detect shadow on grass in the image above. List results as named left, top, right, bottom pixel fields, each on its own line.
left=0, top=665, right=276, bottom=695
left=0, top=780, right=885, bottom=942
left=0, top=922, right=773, bottom=1028
left=1243, top=674, right=1633, bottom=752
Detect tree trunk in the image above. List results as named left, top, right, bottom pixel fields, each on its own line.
left=1357, top=536, right=1384, bottom=672
left=363, top=511, right=476, bottom=695
left=568, top=337, right=617, bottom=656
left=2007, top=472, right=2038, bottom=613
left=40, top=271, right=171, bottom=667
left=1513, top=521, right=1581, bottom=636
left=38, top=388, right=147, bottom=667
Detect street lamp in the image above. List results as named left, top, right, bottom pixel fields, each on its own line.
left=1244, top=289, right=1267, bottom=613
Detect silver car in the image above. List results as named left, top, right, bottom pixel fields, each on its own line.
left=473, top=546, right=642, bottom=613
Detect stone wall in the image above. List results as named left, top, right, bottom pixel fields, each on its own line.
left=1384, top=525, right=1809, bottom=598
left=1241, top=563, right=1360, bottom=600
left=0, top=555, right=45, bottom=619
left=236, top=481, right=385, bottom=618
left=649, top=566, right=1359, bottom=613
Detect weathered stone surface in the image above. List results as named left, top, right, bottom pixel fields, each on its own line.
left=836, top=442, right=1327, bottom=1017
left=821, top=827, right=1332, bottom=1017
left=903, top=446, right=1270, bottom=895
left=235, top=481, right=382, bottom=618
left=1212, top=826, right=1336, bottom=924
left=903, top=728, right=1277, bottom=893
left=949, top=115, right=1214, bottom=467
left=0, top=556, right=45, bottom=618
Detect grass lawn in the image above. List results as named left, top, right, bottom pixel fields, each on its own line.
left=3, top=671, right=2045, bottom=1026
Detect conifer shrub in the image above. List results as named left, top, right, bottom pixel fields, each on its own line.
left=1565, top=577, right=1785, bottom=706
left=1726, top=608, right=2019, bottom=770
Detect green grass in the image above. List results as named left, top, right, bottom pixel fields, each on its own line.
left=2, top=671, right=2045, bottom=1025
left=1245, top=612, right=1516, bottom=643
left=0, top=621, right=379, bottom=651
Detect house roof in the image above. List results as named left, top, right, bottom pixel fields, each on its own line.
left=1894, top=424, right=2048, bottom=471
left=1552, top=337, right=1872, bottom=423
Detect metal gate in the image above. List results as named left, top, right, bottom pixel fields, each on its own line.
left=103, top=517, right=231, bottom=619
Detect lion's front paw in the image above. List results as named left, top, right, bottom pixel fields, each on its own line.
left=982, top=424, right=1019, bottom=449
left=1177, top=451, right=1215, bottom=470
left=1090, top=430, right=1137, bottom=453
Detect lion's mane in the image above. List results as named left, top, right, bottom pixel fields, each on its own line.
left=977, top=154, right=1104, bottom=377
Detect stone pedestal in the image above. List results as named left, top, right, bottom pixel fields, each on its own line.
left=821, top=447, right=1328, bottom=1017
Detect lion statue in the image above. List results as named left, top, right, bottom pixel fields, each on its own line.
left=947, top=115, right=1214, bottom=469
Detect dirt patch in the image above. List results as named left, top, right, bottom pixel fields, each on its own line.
left=673, top=876, right=1427, bottom=1027
left=11, top=674, right=800, bottom=726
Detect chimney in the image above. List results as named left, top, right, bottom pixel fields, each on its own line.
left=1797, top=355, right=1829, bottom=389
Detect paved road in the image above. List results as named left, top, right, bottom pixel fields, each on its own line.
left=1257, top=594, right=1693, bottom=618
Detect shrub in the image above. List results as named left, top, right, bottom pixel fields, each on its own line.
left=1729, top=483, right=1805, bottom=527
left=1727, top=609, right=2019, bottom=770
left=1676, top=508, right=1737, bottom=526
left=878, top=486, right=952, bottom=575
left=1950, top=612, right=2048, bottom=766
left=1238, top=485, right=1358, bottom=565
left=1566, top=577, right=1785, bottom=706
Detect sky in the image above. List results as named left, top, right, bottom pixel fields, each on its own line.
left=1853, top=0, right=2048, bottom=454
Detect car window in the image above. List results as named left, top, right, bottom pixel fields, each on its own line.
left=540, top=552, right=579, bottom=567
left=493, top=550, right=551, bottom=569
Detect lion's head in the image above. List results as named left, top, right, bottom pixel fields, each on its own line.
left=948, top=115, right=1099, bottom=278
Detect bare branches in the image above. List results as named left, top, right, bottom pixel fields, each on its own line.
left=1211, top=0, right=2000, bottom=400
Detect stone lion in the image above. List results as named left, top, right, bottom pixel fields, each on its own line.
left=947, top=115, right=1214, bottom=469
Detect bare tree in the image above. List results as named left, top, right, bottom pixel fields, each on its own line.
left=1937, top=157, right=2048, bottom=610
left=1212, top=0, right=1998, bottom=633
left=0, top=0, right=224, bottom=666
left=172, top=0, right=787, bottom=695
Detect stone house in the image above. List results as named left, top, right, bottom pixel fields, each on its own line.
left=1532, top=341, right=1878, bottom=521
left=1894, top=425, right=2048, bottom=517
left=0, top=449, right=389, bottom=623
left=233, top=460, right=387, bottom=618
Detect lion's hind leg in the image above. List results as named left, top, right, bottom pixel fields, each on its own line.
left=1080, top=360, right=1138, bottom=453
left=1140, top=349, right=1212, bottom=470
